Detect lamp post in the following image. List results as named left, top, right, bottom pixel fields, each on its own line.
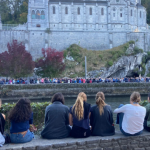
left=85, top=56, right=87, bottom=79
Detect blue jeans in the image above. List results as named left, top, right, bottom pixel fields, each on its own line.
left=10, top=130, right=34, bottom=143
left=116, top=104, right=142, bottom=136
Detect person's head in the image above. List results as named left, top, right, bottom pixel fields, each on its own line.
left=148, top=93, right=150, bottom=102
left=95, top=92, right=106, bottom=115
left=8, top=99, right=32, bottom=122
left=51, top=93, right=65, bottom=104
left=72, top=92, right=87, bottom=121
left=130, top=92, right=141, bottom=104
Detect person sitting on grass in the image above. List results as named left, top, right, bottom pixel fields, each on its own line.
left=144, top=93, right=150, bottom=132
left=8, top=99, right=36, bottom=143
left=114, top=92, right=146, bottom=136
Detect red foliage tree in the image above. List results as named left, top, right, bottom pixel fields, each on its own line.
left=35, top=48, right=65, bottom=78
left=0, top=40, right=34, bottom=78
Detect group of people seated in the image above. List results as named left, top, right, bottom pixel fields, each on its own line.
left=0, top=76, right=150, bottom=85
left=0, top=91, right=150, bottom=144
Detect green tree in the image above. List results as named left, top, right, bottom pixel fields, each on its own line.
left=0, top=0, right=28, bottom=24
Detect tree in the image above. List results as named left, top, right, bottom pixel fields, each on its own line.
left=0, top=0, right=28, bottom=24
left=35, top=48, right=65, bottom=78
left=0, top=51, right=11, bottom=77
left=0, top=40, right=34, bottom=78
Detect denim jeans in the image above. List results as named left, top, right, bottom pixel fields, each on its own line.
left=116, top=104, right=142, bottom=136
left=10, top=130, right=34, bottom=143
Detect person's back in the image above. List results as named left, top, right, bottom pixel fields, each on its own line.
left=114, top=92, right=146, bottom=136
left=90, top=105, right=115, bottom=136
left=69, top=92, right=91, bottom=138
left=144, top=94, right=150, bottom=132
left=0, top=100, right=5, bottom=135
left=8, top=99, right=35, bottom=143
left=118, top=104, right=145, bottom=134
left=41, top=93, right=70, bottom=139
left=90, top=92, right=115, bottom=136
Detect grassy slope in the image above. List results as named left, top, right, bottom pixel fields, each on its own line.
left=62, top=41, right=142, bottom=78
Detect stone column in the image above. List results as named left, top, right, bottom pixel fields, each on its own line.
left=59, top=2, right=62, bottom=29
left=108, top=2, right=111, bottom=31
left=83, top=3, right=86, bottom=30
left=71, top=2, right=74, bottom=30
left=95, top=3, right=98, bottom=30
left=46, top=2, right=49, bottom=29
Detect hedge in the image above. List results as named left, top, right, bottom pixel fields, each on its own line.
left=0, top=100, right=149, bottom=134
left=0, top=102, right=50, bottom=134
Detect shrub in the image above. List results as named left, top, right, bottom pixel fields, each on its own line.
left=133, top=47, right=143, bottom=54
left=128, top=40, right=135, bottom=44
left=99, top=54, right=103, bottom=60
left=106, top=60, right=113, bottom=67
left=82, top=62, right=85, bottom=67
left=140, top=100, right=148, bottom=106
left=93, top=61, right=98, bottom=66
left=0, top=102, right=50, bottom=132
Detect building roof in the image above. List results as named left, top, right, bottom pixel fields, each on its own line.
left=136, top=3, right=144, bottom=8
left=49, top=0, right=106, bottom=2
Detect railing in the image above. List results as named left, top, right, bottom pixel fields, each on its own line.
left=2, top=24, right=27, bottom=30
left=2, top=24, right=19, bottom=30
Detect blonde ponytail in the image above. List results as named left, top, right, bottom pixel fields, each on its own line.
left=72, top=92, right=87, bottom=120
left=96, top=92, right=106, bottom=115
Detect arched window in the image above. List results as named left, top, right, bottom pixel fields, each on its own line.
left=53, top=6, right=56, bottom=14
left=113, top=8, right=116, bottom=18
left=101, top=8, right=104, bottom=15
left=140, top=11, right=141, bottom=18
left=31, top=10, right=36, bottom=19
left=36, top=10, right=40, bottom=19
left=90, top=7, right=92, bottom=15
left=131, top=9, right=132, bottom=16
left=77, top=7, right=80, bottom=15
left=41, top=11, right=45, bottom=19
left=120, top=13, right=122, bottom=17
left=65, top=7, right=68, bottom=14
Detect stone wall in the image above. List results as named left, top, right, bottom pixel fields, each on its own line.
left=1, top=83, right=150, bottom=101
left=0, top=30, right=149, bottom=60
left=2, top=133, right=150, bottom=150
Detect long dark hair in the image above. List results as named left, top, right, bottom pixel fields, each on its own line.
left=8, top=99, right=32, bottom=122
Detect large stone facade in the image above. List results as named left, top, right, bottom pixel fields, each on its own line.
left=0, top=0, right=150, bottom=60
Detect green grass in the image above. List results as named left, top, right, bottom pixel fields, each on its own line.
left=62, top=41, right=143, bottom=78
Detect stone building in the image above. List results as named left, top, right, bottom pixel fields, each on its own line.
left=0, top=0, right=150, bottom=60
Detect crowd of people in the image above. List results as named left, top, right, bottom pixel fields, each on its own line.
left=1, top=77, right=150, bottom=84
left=0, top=91, right=150, bottom=145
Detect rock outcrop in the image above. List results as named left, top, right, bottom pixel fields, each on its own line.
left=88, top=44, right=145, bottom=78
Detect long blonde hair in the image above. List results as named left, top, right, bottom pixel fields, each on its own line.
left=72, top=92, right=87, bottom=120
left=96, top=92, right=106, bottom=115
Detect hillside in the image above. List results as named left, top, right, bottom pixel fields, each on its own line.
left=62, top=41, right=143, bottom=78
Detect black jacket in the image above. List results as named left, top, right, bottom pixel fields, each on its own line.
left=41, top=101, right=71, bottom=139
left=90, top=105, right=115, bottom=136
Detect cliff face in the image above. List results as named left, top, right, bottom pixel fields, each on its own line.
left=89, top=44, right=146, bottom=78
left=100, top=53, right=144, bottom=78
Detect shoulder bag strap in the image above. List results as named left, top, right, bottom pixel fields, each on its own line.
left=0, top=116, right=4, bottom=134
